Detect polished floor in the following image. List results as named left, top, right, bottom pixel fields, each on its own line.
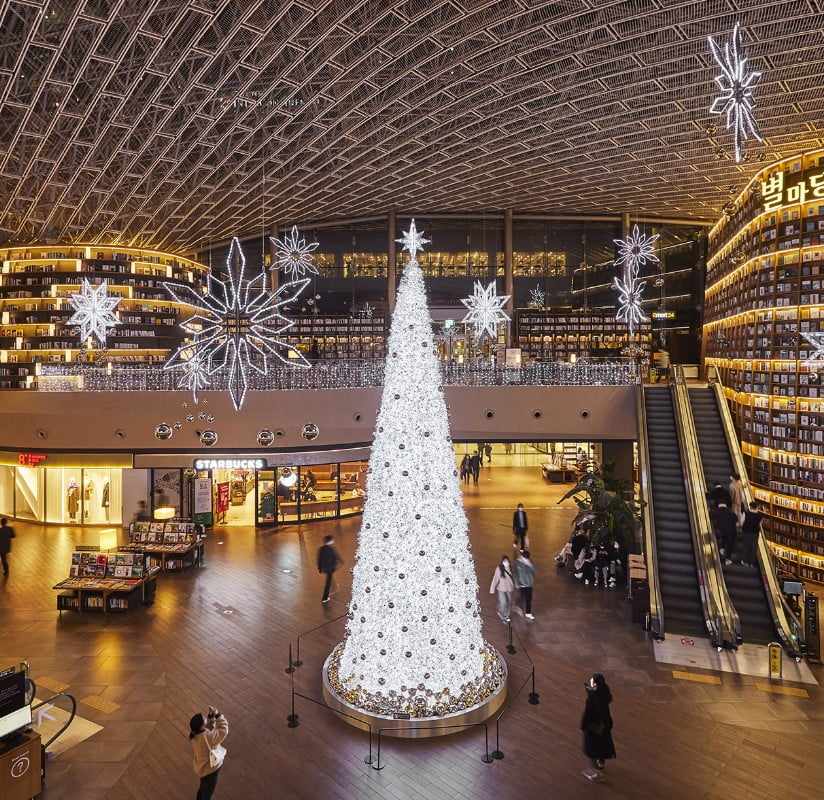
left=1, top=465, right=823, bottom=800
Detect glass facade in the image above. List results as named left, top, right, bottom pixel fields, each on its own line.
left=0, top=466, right=123, bottom=525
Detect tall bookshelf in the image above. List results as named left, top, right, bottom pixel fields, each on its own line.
left=515, top=307, right=652, bottom=362
left=286, top=314, right=387, bottom=360
left=705, top=146, right=824, bottom=583
left=0, top=245, right=208, bottom=387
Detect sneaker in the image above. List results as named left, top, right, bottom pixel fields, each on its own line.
left=525, top=613, right=534, bottom=620
left=608, top=579, right=616, bottom=588
left=322, top=598, right=330, bottom=603
left=720, top=548, right=726, bottom=557
left=593, top=580, right=599, bottom=587
left=724, top=558, right=733, bottom=566
left=505, top=617, right=511, bottom=623
left=742, top=561, right=751, bottom=567
left=584, top=579, right=590, bottom=585
left=582, top=769, right=602, bottom=782
left=574, top=572, right=583, bottom=579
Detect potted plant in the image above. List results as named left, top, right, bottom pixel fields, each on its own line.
left=558, top=461, right=642, bottom=551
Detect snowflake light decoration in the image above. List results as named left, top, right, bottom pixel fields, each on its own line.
left=614, top=225, right=660, bottom=272
left=801, top=332, right=824, bottom=368
left=613, top=271, right=649, bottom=336
left=529, top=285, right=546, bottom=309
left=271, top=224, right=319, bottom=278
left=67, top=279, right=121, bottom=348
left=708, top=22, right=763, bottom=163
left=164, top=237, right=310, bottom=410
left=461, top=280, right=511, bottom=340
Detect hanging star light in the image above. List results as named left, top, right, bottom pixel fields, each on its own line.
left=396, top=218, right=431, bottom=260
left=708, top=21, right=763, bottom=163
left=613, top=271, right=649, bottom=336
left=614, top=225, right=660, bottom=272
left=529, top=285, right=546, bottom=309
left=461, top=280, right=511, bottom=340
left=271, top=224, right=320, bottom=278
left=164, top=237, right=310, bottom=410
left=801, top=332, right=824, bottom=368
left=67, top=279, right=121, bottom=348
left=175, top=346, right=210, bottom=404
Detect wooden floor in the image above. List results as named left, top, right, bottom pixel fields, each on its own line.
left=2, top=465, right=823, bottom=799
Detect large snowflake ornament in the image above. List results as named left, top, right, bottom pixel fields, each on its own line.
left=614, top=225, right=660, bottom=272
left=164, top=237, right=310, bottom=410
left=67, top=278, right=121, bottom=348
left=801, top=332, right=824, bottom=368
left=613, top=272, right=649, bottom=336
left=708, top=22, right=763, bottom=163
left=461, top=280, right=511, bottom=340
left=271, top=225, right=319, bottom=278
left=529, top=285, right=546, bottom=309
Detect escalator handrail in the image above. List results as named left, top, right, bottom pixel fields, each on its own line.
left=637, top=382, right=664, bottom=639
left=672, top=366, right=740, bottom=648
left=707, top=365, right=804, bottom=656
left=31, top=690, right=77, bottom=751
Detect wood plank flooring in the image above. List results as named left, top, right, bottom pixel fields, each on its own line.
left=1, top=464, right=823, bottom=799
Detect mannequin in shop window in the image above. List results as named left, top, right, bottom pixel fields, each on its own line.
left=102, top=481, right=110, bottom=521
left=67, top=479, right=80, bottom=522
left=258, top=486, right=275, bottom=521
left=84, top=478, right=94, bottom=519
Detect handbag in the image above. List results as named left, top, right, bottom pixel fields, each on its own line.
left=209, top=744, right=227, bottom=770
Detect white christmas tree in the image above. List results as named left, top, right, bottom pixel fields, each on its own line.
left=325, top=221, right=504, bottom=719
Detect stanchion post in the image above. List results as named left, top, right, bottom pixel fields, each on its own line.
left=285, top=643, right=295, bottom=674
left=528, top=667, right=540, bottom=705
left=287, top=653, right=299, bottom=728
left=506, top=620, right=516, bottom=655
left=481, top=723, right=493, bottom=763
left=491, top=718, right=503, bottom=760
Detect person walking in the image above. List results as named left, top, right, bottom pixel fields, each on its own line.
left=317, top=535, right=342, bottom=603
left=484, top=443, right=492, bottom=463
left=0, top=518, right=15, bottom=576
left=470, top=451, right=481, bottom=485
left=190, top=705, right=229, bottom=800
left=512, top=502, right=528, bottom=551
left=460, top=454, right=471, bottom=485
left=581, top=673, right=616, bottom=781
left=489, top=555, right=514, bottom=623
left=513, top=550, right=537, bottom=619
left=728, top=472, right=745, bottom=523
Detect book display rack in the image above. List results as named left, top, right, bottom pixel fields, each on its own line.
left=515, top=308, right=652, bottom=363
left=285, top=314, right=387, bottom=361
left=705, top=147, right=824, bottom=583
left=124, top=521, right=205, bottom=571
left=0, top=244, right=208, bottom=387
left=53, top=550, right=159, bottom=612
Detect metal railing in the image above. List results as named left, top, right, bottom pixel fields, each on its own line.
left=636, top=382, right=664, bottom=639
left=35, top=359, right=638, bottom=392
left=672, top=366, right=740, bottom=649
left=707, top=365, right=804, bottom=657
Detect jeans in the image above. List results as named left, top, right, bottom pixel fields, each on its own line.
left=520, top=586, right=533, bottom=614
left=497, top=590, right=511, bottom=621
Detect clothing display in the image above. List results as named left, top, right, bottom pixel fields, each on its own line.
left=67, top=480, right=80, bottom=521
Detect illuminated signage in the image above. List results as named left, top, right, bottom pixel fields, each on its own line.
left=18, top=453, right=47, bottom=466
left=762, top=168, right=824, bottom=213
left=651, top=311, right=676, bottom=320
left=194, top=458, right=266, bottom=471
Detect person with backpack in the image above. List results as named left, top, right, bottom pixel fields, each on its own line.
left=190, top=706, right=229, bottom=800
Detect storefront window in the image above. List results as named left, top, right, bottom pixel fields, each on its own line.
left=15, top=466, right=45, bottom=521
left=276, top=466, right=301, bottom=523
left=83, top=469, right=121, bottom=525
left=153, top=469, right=181, bottom=515
left=0, top=466, right=14, bottom=517
left=338, top=461, right=367, bottom=517
left=256, top=470, right=276, bottom=525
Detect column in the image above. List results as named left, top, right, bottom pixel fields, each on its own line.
left=621, top=212, right=631, bottom=239
left=600, top=440, right=634, bottom=484
left=504, top=208, right=514, bottom=347
left=387, top=211, right=397, bottom=314
left=268, top=224, right=279, bottom=292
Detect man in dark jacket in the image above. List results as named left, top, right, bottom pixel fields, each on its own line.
left=717, top=503, right=738, bottom=564
left=469, top=452, right=481, bottom=485
left=512, top=503, right=528, bottom=551
left=0, top=517, right=15, bottom=576
left=317, top=535, right=341, bottom=603
left=740, top=506, right=764, bottom=567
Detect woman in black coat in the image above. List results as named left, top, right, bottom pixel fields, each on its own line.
left=580, top=673, right=616, bottom=778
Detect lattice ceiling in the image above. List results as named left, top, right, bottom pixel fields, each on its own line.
left=1, top=0, right=822, bottom=253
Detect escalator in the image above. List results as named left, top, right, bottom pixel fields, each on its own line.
left=643, top=386, right=706, bottom=637
left=688, top=387, right=775, bottom=645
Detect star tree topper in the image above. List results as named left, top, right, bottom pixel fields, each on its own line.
left=67, top=278, right=121, bottom=348
left=461, top=280, right=511, bottom=340
left=396, top=218, right=431, bottom=261
left=708, top=21, right=763, bottom=163
left=164, top=237, right=310, bottom=410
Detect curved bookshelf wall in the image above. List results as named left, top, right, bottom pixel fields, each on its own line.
left=0, top=245, right=208, bottom=388
left=705, top=147, right=824, bottom=583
